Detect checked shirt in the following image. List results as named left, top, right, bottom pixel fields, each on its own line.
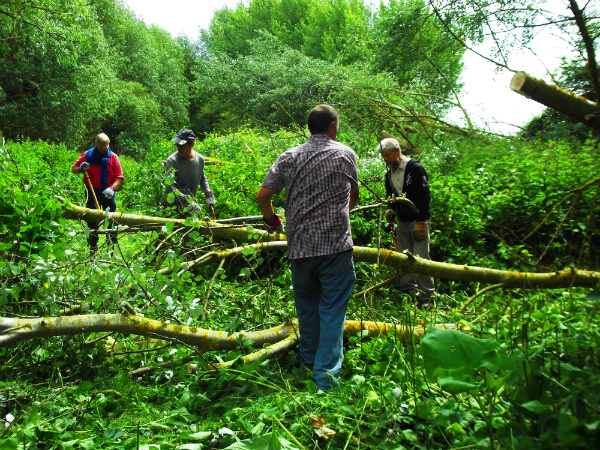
left=262, top=134, right=359, bottom=259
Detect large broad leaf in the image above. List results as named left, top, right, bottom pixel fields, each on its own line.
left=436, top=375, right=478, bottom=394
left=419, top=327, right=503, bottom=392
left=520, top=400, right=551, bottom=414
left=223, top=431, right=299, bottom=450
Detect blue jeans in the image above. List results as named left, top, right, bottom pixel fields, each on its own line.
left=290, top=250, right=355, bottom=391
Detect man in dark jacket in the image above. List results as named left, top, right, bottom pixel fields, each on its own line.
left=378, top=138, right=435, bottom=305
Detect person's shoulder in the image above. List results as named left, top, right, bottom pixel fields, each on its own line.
left=407, top=158, right=429, bottom=174
left=163, top=152, right=180, bottom=166
left=335, top=142, right=357, bottom=159
left=330, top=139, right=354, bottom=152
left=406, top=157, right=419, bottom=167
left=276, top=147, right=297, bottom=161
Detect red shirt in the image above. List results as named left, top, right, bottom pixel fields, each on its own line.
left=73, top=151, right=124, bottom=188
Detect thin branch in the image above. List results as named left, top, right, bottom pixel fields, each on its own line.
left=458, top=283, right=504, bottom=313
left=568, top=0, right=600, bottom=99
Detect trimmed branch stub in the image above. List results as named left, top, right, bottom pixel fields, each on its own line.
left=510, top=71, right=600, bottom=132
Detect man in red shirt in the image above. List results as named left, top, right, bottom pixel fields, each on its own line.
left=71, top=133, right=124, bottom=253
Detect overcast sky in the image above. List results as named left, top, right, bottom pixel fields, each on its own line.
left=123, top=0, right=572, bottom=135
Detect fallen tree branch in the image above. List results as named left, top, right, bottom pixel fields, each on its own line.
left=353, top=246, right=600, bottom=289
left=160, top=240, right=600, bottom=289
left=0, top=315, right=294, bottom=349
left=55, top=196, right=285, bottom=243
left=53, top=197, right=600, bottom=290
left=458, top=283, right=505, bottom=313
left=0, top=313, right=460, bottom=368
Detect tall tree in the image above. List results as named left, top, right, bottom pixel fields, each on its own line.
left=203, top=0, right=371, bottom=64
left=198, top=0, right=466, bottom=134
left=90, top=0, right=190, bottom=153
left=370, top=0, right=465, bottom=111
left=299, top=0, right=372, bottom=64
left=192, top=33, right=396, bottom=136
left=0, top=0, right=112, bottom=146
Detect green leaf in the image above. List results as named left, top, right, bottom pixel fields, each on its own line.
left=520, top=400, right=551, bottom=414
left=0, top=437, right=18, bottom=450
left=104, top=429, right=125, bottom=440
left=223, top=431, right=298, bottom=450
left=420, top=327, right=502, bottom=382
left=194, top=394, right=211, bottom=406
left=437, top=375, right=478, bottom=395
left=188, top=431, right=213, bottom=440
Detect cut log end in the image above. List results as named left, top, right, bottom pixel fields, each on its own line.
left=510, top=71, right=528, bottom=92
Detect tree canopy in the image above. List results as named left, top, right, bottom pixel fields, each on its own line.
left=0, top=0, right=598, bottom=149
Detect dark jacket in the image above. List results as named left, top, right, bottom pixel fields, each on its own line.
left=384, top=159, right=431, bottom=222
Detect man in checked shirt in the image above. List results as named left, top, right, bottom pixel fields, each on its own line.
left=256, top=104, right=359, bottom=391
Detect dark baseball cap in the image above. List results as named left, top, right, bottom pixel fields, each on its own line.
left=172, top=129, right=196, bottom=145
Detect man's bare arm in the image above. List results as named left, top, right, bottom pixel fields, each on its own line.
left=349, top=187, right=359, bottom=211
left=256, top=186, right=277, bottom=221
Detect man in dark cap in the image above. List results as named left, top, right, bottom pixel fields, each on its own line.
left=161, top=129, right=215, bottom=216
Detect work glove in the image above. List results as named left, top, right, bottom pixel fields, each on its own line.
left=188, top=201, right=201, bottom=213
left=78, top=162, right=90, bottom=173
left=264, top=214, right=285, bottom=234
left=103, top=186, right=115, bottom=199
left=413, top=221, right=427, bottom=241
left=205, top=190, right=216, bottom=206
left=385, top=209, right=396, bottom=225
left=176, top=194, right=187, bottom=206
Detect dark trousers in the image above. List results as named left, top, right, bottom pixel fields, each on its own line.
left=85, top=187, right=117, bottom=250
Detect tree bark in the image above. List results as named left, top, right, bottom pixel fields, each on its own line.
left=0, top=313, right=457, bottom=353
left=567, top=0, right=600, bottom=100
left=0, top=314, right=294, bottom=349
left=510, top=71, right=600, bottom=132
left=56, top=196, right=284, bottom=243
left=353, top=245, right=600, bottom=289
left=55, top=196, right=600, bottom=288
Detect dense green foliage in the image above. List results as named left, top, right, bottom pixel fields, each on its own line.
left=0, top=0, right=469, bottom=153
left=1, top=130, right=599, bottom=449
left=0, top=0, right=190, bottom=155
left=1, top=0, right=599, bottom=448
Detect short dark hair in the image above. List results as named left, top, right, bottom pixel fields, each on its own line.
left=307, top=104, right=339, bottom=134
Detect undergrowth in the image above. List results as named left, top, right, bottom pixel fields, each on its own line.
left=1, top=131, right=599, bottom=449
